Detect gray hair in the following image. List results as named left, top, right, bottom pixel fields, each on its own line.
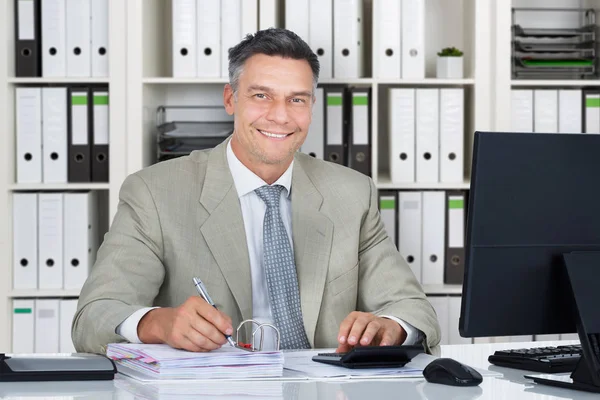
left=228, top=28, right=320, bottom=96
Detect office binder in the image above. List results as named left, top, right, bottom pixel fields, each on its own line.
left=374, top=0, right=401, bottom=78
left=91, top=89, right=109, bottom=182
left=65, top=0, right=91, bottom=77
left=38, top=193, right=64, bottom=289
left=379, top=191, right=397, bottom=248
left=348, top=88, right=370, bottom=176
left=63, top=191, right=99, bottom=290
left=325, top=89, right=346, bottom=166
left=416, top=89, right=439, bottom=183
left=12, top=300, right=35, bottom=354
left=35, top=299, right=60, bottom=353
left=221, top=0, right=242, bottom=77
left=15, top=0, right=41, bottom=77
left=585, top=92, right=600, bottom=134
left=91, top=0, right=109, bottom=77
left=444, top=191, right=465, bottom=284
left=534, top=89, right=558, bottom=133
left=511, top=90, right=533, bottom=132
left=41, top=0, right=66, bottom=77
left=309, top=0, right=332, bottom=79
left=196, top=0, right=220, bottom=78
left=16, top=87, right=42, bottom=183
left=68, top=87, right=91, bottom=182
left=333, top=0, right=363, bottom=78
left=389, top=88, right=415, bottom=183
left=399, top=191, right=422, bottom=282
left=285, top=0, right=309, bottom=43
left=401, top=0, right=425, bottom=79
left=558, top=90, right=582, bottom=134
left=0, top=353, right=116, bottom=382
left=240, top=0, right=258, bottom=38
left=300, top=87, right=324, bottom=159
left=259, top=0, right=278, bottom=30
left=12, top=193, right=38, bottom=290
left=42, top=87, right=68, bottom=183
left=59, top=299, right=78, bottom=353
left=421, top=191, right=445, bottom=285
left=172, top=0, right=197, bottom=77
left=439, top=89, right=464, bottom=183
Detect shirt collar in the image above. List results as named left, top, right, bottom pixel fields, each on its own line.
left=226, top=138, right=293, bottom=198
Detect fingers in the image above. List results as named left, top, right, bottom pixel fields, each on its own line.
left=358, top=319, right=382, bottom=346
left=337, top=312, right=359, bottom=346
left=347, top=314, right=372, bottom=346
left=193, top=297, right=234, bottom=337
left=379, top=328, right=397, bottom=347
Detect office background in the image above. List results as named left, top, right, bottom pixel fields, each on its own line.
left=0, top=0, right=591, bottom=353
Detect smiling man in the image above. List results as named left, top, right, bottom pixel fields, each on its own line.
left=72, top=28, right=441, bottom=355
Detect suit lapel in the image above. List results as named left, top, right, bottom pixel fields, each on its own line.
left=199, top=140, right=253, bottom=323
left=291, top=159, right=333, bottom=347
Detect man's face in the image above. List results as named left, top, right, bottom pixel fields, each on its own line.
left=224, top=54, right=314, bottom=167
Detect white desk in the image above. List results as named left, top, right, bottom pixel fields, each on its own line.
left=1, top=340, right=597, bottom=399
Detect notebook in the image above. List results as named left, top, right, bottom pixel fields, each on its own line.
left=107, top=343, right=284, bottom=381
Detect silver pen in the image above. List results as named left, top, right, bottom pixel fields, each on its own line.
left=193, top=277, right=236, bottom=347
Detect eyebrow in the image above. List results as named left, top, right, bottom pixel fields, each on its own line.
left=247, top=85, right=313, bottom=98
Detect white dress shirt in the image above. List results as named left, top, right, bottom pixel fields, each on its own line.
left=116, top=141, right=423, bottom=347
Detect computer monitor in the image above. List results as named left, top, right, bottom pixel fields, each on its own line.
left=459, top=131, right=600, bottom=392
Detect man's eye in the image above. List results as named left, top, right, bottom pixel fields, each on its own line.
left=291, top=98, right=305, bottom=103
left=255, top=93, right=266, bottom=99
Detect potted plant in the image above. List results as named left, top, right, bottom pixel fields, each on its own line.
left=436, top=47, right=464, bottom=79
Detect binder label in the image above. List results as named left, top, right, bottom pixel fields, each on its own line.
left=72, top=94, right=88, bottom=145
left=18, top=0, right=35, bottom=39
left=14, top=308, right=32, bottom=314
left=380, top=199, right=395, bottom=209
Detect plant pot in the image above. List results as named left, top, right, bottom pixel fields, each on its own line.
left=436, top=56, right=463, bottom=79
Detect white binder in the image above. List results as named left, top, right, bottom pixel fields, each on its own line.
left=66, top=0, right=91, bottom=77
left=13, top=193, right=38, bottom=290
left=241, top=0, right=258, bottom=38
left=449, top=296, right=471, bottom=344
left=379, top=192, right=397, bottom=248
left=309, top=0, right=332, bottom=79
left=585, top=93, right=600, bottom=134
left=91, top=0, right=109, bottom=77
left=428, top=296, right=449, bottom=345
left=399, top=191, right=422, bottom=282
left=259, top=0, right=278, bottom=30
left=416, top=89, right=439, bottom=183
left=59, top=299, right=78, bottom=353
left=401, top=0, right=425, bottom=79
left=41, top=0, right=66, bottom=77
left=389, top=88, right=415, bottom=183
left=285, top=0, right=309, bottom=43
left=374, top=0, right=401, bottom=79
left=42, top=87, right=68, bottom=183
left=534, top=90, right=558, bottom=133
left=196, top=0, right=220, bottom=78
left=38, top=193, right=64, bottom=289
left=12, top=299, right=35, bottom=353
left=16, top=87, right=42, bottom=183
left=333, top=0, right=363, bottom=78
left=301, top=87, right=324, bottom=159
left=558, top=89, right=582, bottom=134
left=64, top=192, right=98, bottom=290
left=421, top=191, right=445, bottom=285
left=172, top=0, right=197, bottom=77
left=511, top=90, right=533, bottom=132
left=439, top=89, right=464, bottom=183
left=35, top=299, right=60, bottom=353
left=221, top=0, right=242, bottom=77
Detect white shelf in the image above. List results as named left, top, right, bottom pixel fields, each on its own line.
left=7, top=77, right=110, bottom=84
left=9, top=183, right=111, bottom=191
left=511, top=79, right=600, bottom=87
left=375, top=176, right=470, bottom=190
left=143, top=77, right=229, bottom=84
left=377, top=78, right=475, bottom=85
left=8, top=289, right=81, bottom=298
left=423, top=284, right=463, bottom=295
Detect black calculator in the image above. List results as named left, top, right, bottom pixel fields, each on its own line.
left=312, top=345, right=424, bottom=369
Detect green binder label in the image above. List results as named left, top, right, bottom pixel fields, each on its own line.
left=353, top=96, right=368, bottom=106
left=72, top=95, right=88, bottom=106
left=380, top=199, right=395, bottom=210
left=93, top=95, right=109, bottom=105
left=14, top=308, right=32, bottom=314
left=449, top=199, right=464, bottom=209
left=586, top=97, right=600, bottom=108
left=327, top=96, right=343, bottom=106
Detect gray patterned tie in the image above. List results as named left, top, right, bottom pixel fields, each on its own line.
left=255, top=184, right=311, bottom=349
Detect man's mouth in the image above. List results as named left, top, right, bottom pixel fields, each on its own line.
left=258, top=129, right=293, bottom=139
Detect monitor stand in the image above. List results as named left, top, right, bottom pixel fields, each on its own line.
left=525, top=251, right=600, bottom=393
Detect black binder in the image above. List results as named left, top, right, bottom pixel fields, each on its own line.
left=67, top=87, right=92, bottom=182
left=91, top=87, right=110, bottom=182
left=14, top=0, right=41, bottom=77
left=0, top=353, right=116, bottom=382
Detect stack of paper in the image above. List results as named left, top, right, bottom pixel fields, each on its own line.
left=107, top=343, right=284, bottom=380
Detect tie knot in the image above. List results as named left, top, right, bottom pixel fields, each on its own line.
left=255, top=185, right=284, bottom=208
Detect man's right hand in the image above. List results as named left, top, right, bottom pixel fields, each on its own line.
left=137, top=296, right=233, bottom=352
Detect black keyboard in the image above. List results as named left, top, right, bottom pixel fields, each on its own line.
left=489, top=344, right=582, bottom=373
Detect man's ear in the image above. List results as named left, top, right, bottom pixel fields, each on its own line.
left=223, top=84, right=235, bottom=115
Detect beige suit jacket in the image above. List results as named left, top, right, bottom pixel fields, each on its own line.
left=72, top=138, right=441, bottom=354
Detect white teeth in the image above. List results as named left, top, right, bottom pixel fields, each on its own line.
left=259, top=130, right=288, bottom=138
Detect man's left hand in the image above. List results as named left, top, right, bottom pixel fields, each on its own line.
left=335, top=311, right=407, bottom=353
